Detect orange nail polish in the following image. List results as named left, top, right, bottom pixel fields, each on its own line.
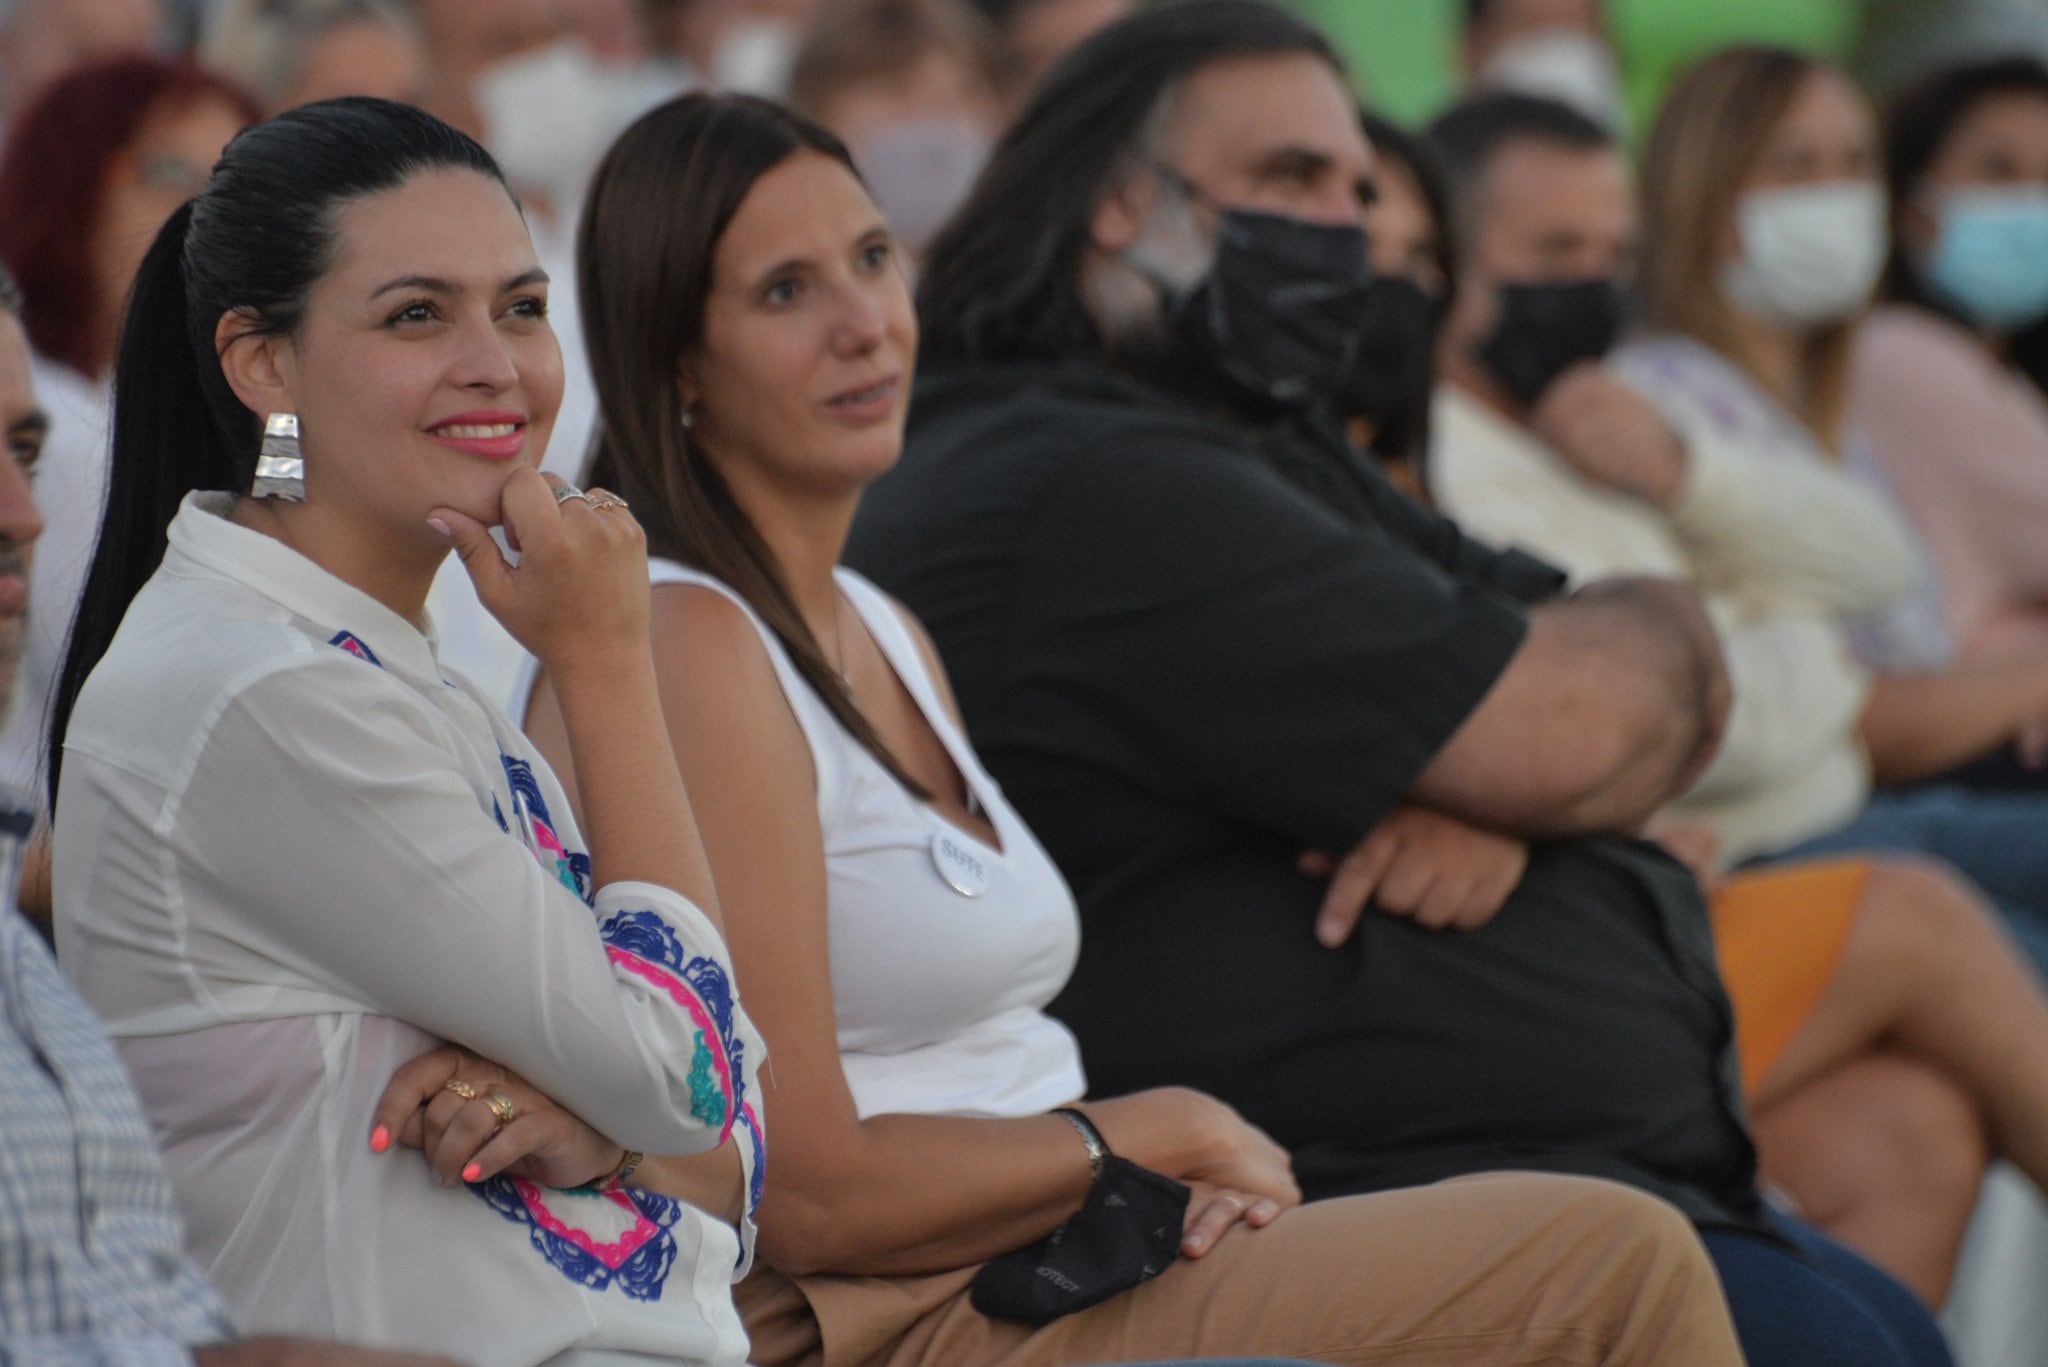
left=462, top=1162, right=482, bottom=1183
left=369, top=1125, right=390, bottom=1153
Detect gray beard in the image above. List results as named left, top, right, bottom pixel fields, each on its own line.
left=1084, top=188, right=1213, bottom=370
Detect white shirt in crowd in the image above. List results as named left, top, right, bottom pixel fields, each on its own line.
left=52, top=493, right=765, bottom=1367
left=1429, top=343, right=1923, bottom=865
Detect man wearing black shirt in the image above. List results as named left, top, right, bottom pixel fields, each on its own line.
left=846, top=2, right=1955, bottom=1362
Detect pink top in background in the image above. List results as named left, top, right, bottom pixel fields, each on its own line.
left=1853, top=304, right=2048, bottom=666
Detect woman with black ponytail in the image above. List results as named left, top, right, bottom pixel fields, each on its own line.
left=47, top=96, right=765, bottom=1367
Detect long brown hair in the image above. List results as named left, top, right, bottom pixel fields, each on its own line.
left=1638, top=46, right=1859, bottom=448
left=578, top=92, right=931, bottom=797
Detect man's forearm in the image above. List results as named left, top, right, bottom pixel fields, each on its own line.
left=1418, top=577, right=1730, bottom=836
left=1582, top=577, right=1729, bottom=791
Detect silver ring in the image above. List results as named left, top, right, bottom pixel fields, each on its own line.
left=551, top=483, right=587, bottom=507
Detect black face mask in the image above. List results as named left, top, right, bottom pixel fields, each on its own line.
left=1335, top=275, right=1442, bottom=425
left=1159, top=206, right=1376, bottom=413
left=1476, top=278, right=1627, bottom=408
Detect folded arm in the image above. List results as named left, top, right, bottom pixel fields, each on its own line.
left=145, top=659, right=747, bottom=1157
left=1413, top=576, right=1729, bottom=836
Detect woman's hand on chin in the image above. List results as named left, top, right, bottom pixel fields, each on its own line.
left=370, top=1043, right=626, bottom=1191
left=429, top=468, right=651, bottom=678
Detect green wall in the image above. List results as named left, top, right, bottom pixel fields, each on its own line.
left=1284, top=0, right=1860, bottom=128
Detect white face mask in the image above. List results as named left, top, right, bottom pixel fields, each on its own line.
left=1719, top=181, right=1888, bottom=326
left=1478, top=27, right=1628, bottom=133
left=476, top=38, right=691, bottom=212
left=712, top=17, right=801, bottom=95
left=853, top=117, right=991, bottom=251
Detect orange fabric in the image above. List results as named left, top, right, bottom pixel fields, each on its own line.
left=1711, top=858, right=1869, bottom=1098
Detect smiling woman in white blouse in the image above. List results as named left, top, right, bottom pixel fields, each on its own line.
left=44, top=97, right=765, bottom=1367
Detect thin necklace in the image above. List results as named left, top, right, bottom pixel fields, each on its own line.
left=831, top=588, right=856, bottom=700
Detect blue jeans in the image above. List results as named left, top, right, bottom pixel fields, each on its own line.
left=1761, top=784, right=2048, bottom=975
left=1706, top=1216, right=1951, bottom=1366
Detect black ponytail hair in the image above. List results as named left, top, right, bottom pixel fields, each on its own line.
left=47, top=96, right=507, bottom=807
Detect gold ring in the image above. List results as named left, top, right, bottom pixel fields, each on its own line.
left=584, top=488, right=629, bottom=512
left=442, top=1079, right=479, bottom=1102
left=486, top=1092, right=517, bottom=1125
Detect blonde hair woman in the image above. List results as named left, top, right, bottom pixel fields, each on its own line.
left=1616, top=46, right=2048, bottom=889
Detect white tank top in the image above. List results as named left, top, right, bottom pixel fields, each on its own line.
left=517, top=561, right=1086, bottom=1120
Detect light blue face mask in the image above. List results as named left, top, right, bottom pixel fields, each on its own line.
left=1926, top=186, right=2048, bottom=332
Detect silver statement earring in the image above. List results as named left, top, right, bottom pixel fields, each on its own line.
left=252, top=412, right=306, bottom=501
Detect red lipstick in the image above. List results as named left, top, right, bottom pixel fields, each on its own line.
left=426, top=409, right=527, bottom=460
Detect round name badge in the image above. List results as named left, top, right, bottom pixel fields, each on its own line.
left=931, top=828, right=993, bottom=898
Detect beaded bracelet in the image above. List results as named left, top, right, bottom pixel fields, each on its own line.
left=574, top=1148, right=644, bottom=1194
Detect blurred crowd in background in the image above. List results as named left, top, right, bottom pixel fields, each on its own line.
left=16, top=0, right=2048, bottom=312
left=22, top=0, right=2048, bottom=1357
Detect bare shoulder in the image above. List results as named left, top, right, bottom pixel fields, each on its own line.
left=648, top=583, right=784, bottom=700
left=648, top=581, right=814, bottom=775
left=650, top=580, right=769, bottom=659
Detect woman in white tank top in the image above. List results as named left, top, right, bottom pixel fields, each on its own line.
left=513, top=91, right=1746, bottom=1367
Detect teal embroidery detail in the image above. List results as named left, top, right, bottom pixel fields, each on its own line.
left=687, top=1030, right=727, bottom=1128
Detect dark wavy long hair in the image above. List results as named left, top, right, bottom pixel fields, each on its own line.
left=915, top=0, right=1341, bottom=369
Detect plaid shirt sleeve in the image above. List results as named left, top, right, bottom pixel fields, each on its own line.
left=0, top=834, right=233, bottom=1358
left=0, top=1334, right=201, bottom=1366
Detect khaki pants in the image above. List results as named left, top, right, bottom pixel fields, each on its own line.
left=739, top=1172, right=1742, bottom=1366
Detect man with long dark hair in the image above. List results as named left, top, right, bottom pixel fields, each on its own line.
left=846, top=2, right=1951, bottom=1362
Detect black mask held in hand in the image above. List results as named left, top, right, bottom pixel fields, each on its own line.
left=969, top=1156, right=1191, bottom=1324
left=1476, top=278, right=1627, bottom=408
left=1164, top=207, right=1376, bottom=414
left=1335, top=275, right=1443, bottom=425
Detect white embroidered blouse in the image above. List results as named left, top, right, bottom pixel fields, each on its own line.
left=51, top=493, right=765, bottom=1367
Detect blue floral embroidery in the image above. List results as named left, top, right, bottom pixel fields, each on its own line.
left=601, top=909, right=737, bottom=1041
left=472, top=1178, right=681, bottom=1302
left=682, top=957, right=738, bottom=1046
left=738, top=1101, right=767, bottom=1218
left=599, top=907, right=750, bottom=1132
left=499, top=754, right=594, bottom=903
